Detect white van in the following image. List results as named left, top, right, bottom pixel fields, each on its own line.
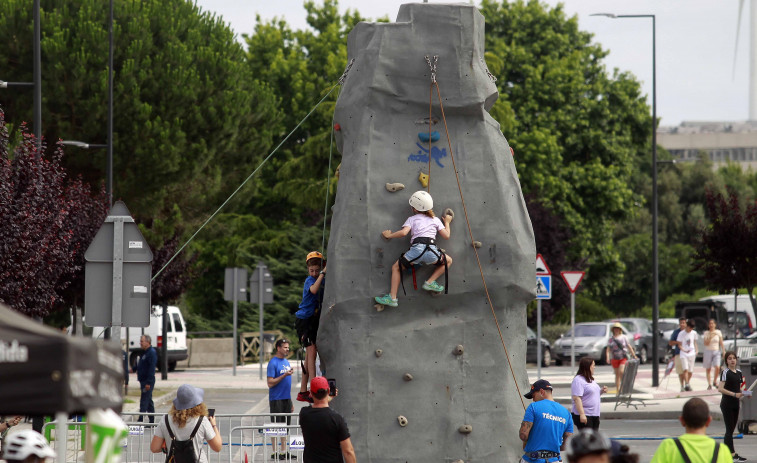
left=88, top=305, right=188, bottom=371
left=700, top=295, right=757, bottom=335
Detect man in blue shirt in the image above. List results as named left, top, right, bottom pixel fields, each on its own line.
left=669, top=318, right=687, bottom=392
left=519, top=379, right=573, bottom=463
left=267, top=339, right=294, bottom=460
left=133, top=335, right=157, bottom=423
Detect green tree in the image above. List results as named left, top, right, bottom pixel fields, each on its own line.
left=0, top=0, right=281, bottom=230
left=479, top=0, right=652, bottom=297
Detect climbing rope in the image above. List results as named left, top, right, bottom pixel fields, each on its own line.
left=153, top=60, right=355, bottom=281
left=426, top=58, right=526, bottom=411
left=424, top=55, right=438, bottom=193
left=320, top=85, right=342, bottom=257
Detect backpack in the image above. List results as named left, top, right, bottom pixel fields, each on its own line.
left=165, top=415, right=203, bottom=463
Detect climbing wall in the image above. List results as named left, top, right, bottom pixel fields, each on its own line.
left=317, top=3, right=536, bottom=462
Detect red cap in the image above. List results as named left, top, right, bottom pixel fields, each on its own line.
left=311, top=376, right=329, bottom=393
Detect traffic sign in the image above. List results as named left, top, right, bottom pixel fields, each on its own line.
left=535, top=254, right=551, bottom=275
left=84, top=201, right=153, bottom=328
left=536, top=275, right=551, bottom=299
left=561, top=271, right=585, bottom=293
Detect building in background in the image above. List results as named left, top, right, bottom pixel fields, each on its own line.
left=658, top=121, right=757, bottom=170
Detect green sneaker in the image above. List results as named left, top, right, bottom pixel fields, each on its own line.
left=374, top=294, right=398, bottom=307
left=422, top=281, right=444, bottom=292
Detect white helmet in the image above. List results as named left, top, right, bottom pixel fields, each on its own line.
left=409, top=190, right=433, bottom=212
left=2, top=430, right=56, bottom=461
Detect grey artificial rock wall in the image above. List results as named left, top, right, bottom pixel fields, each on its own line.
left=318, top=3, right=536, bottom=462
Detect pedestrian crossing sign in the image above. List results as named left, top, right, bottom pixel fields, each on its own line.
left=536, top=275, right=551, bottom=299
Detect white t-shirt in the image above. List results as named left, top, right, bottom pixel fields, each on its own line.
left=154, top=415, right=216, bottom=463
left=402, top=214, right=444, bottom=241
left=677, top=330, right=699, bottom=358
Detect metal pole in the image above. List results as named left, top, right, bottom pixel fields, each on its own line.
left=107, top=0, right=114, bottom=206
left=650, top=15, right=659, bottom=387
left=570, top=292, right=576, bottom=370
left=161, top=304, right=168, bottom=380
left=33, top=0, right=41, bottom=149
left=232, top=268, right=238, bottom=376
left=537, top=300, right=542, bottom=379
left=259, top=262, right=265, bottom=381
left=734, top=288, right=739, bottom=353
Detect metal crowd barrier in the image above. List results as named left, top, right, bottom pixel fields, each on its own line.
left=44, top=412, right=302, bottom=463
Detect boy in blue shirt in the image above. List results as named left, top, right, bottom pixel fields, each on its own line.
left=295, top=251, right=326, bottom=402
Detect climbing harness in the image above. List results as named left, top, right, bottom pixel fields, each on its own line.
left=424, top=55, right=526, bottom=410
left=398, top=237, right=448, bottom=295
left=153, top=60, right=355, bottom=282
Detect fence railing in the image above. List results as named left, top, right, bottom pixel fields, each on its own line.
left=44, top=412, right=302, bottom=463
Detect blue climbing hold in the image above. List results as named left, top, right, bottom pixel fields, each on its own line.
left=418, top=131, right=440, bottom=143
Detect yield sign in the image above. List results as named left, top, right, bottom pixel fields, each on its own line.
left=535, top=254, right=551, bottom=275
left=561, top=271, right=585, bottom=293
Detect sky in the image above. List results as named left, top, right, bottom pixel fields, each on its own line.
left=193, top=0, right=752, bottom=127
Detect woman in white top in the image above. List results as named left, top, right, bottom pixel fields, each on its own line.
left=151, top=384, right=222, bottom=463
left=703, top=318, right=725, bottom=390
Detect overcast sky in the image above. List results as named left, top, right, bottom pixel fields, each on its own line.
left=194, top=0, right=752, bottom=127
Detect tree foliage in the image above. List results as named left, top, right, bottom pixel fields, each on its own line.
left=694, top=188, right=757, bottom=304
left=0, top=111, right=107, bottom=318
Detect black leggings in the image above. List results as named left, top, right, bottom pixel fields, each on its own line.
left=571, top=414, right=600, bottom=430
left=721, top=405, right=739, bottom=453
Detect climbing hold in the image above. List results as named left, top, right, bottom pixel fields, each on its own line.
left=334, top=123, right=341, bottom=131
left=403, top=373, right=414, bottom=382
left=397, top=415, right=408, bottom=427
left=443, top=208, right=454, bottom=220
left=453, top=345, right=464, bottom=356
left=458, top=425, right=473, bottom=434
left=374, top=303, right=385, bottom=312
left=472, top=240, right=482, bottom=248
left=375, top=349, right=383, bottom=357
left=414, top=116, right=439, bottom=126
left=386, top=182, right=405, bottom=192
left=418, top=171, right=429, bottom=188
left=335, top=163, right=341, bottom=179
left=418, top=131, right=440, bottom=143
left=452, top=460, right=464, bottom=463
left=510, top=146, right=514, bottom=156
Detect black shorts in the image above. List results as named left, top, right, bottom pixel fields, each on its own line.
left=269, top=399, right=292, bottom=424
left=295, top=317, right=318, bottom=348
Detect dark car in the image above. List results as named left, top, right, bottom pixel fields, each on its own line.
left=526, top=326, right=552, bottom=367
left=604, top=318, right=668, bottom=364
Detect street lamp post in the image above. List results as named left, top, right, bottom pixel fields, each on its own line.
left=593, top=13, right=659, bottom=386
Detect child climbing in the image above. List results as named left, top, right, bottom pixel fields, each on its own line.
left=295, top=251, right=326, bottom=402
left=374, top=190, right=453, bottom=307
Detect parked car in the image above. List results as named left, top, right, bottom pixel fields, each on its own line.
left=552, top=322, right=630, bottom=366
left=603, top=318, right=668, bottom=364
left=526, top=326, right=552, bottom=367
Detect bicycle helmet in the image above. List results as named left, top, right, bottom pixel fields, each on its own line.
left=2, top=430, right=56, bottom=461
left=565, top=429, right=611, bottom=460
left=306, top=251, right=323, bottom=265
left=409, top=190, right=433, bottom=212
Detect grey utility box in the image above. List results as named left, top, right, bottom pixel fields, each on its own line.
left=739, top=358, right=757, bottom=432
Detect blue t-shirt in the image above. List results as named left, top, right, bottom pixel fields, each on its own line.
left=267, top=356, right=292, bottom=401
left=522, top=399, right=573, bottom=462
left=295, top=275, right=320, bottom=320
left=670, top=328, right=682, bottom=355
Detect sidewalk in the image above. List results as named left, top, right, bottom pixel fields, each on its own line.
left=533, top=364, right=727, bottom=420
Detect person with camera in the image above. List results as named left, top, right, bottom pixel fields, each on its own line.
left=299, top=376, right=356, bottom=463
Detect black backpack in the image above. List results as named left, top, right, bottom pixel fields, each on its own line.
left=165, top=415, right=203, bottom=463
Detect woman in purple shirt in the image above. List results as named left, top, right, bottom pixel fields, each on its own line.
left=571, top=357, right=608, bottom=430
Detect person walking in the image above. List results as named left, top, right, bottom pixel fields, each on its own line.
left=717, top=351, right=750, bottom=462
left=150, top=384, right=222, bottom=463
left=133, top=334, right=157, bottom=423
left=650, top=397, right=731, bottom=463
left=299, top=376, right=356, bottom=463
left=669, top=318, right=687, bottom=393
left=606, top=323, right=637, bottom=393
left=571, top=357, right=608, bottom=430
left=676, top=320, right=698, bottom=392
left=519, top=379, right=573, bottom=463
left=703, top=319, right=725, bottom=390
left=267, top=339, right=295, bottom=460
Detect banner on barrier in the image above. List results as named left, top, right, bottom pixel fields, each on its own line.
left=263, top=424, right=288, bottom=436
left=289, top=435, right=304, bottom=450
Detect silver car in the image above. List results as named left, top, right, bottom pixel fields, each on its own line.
left=552, top=322, right=630, bottom=366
